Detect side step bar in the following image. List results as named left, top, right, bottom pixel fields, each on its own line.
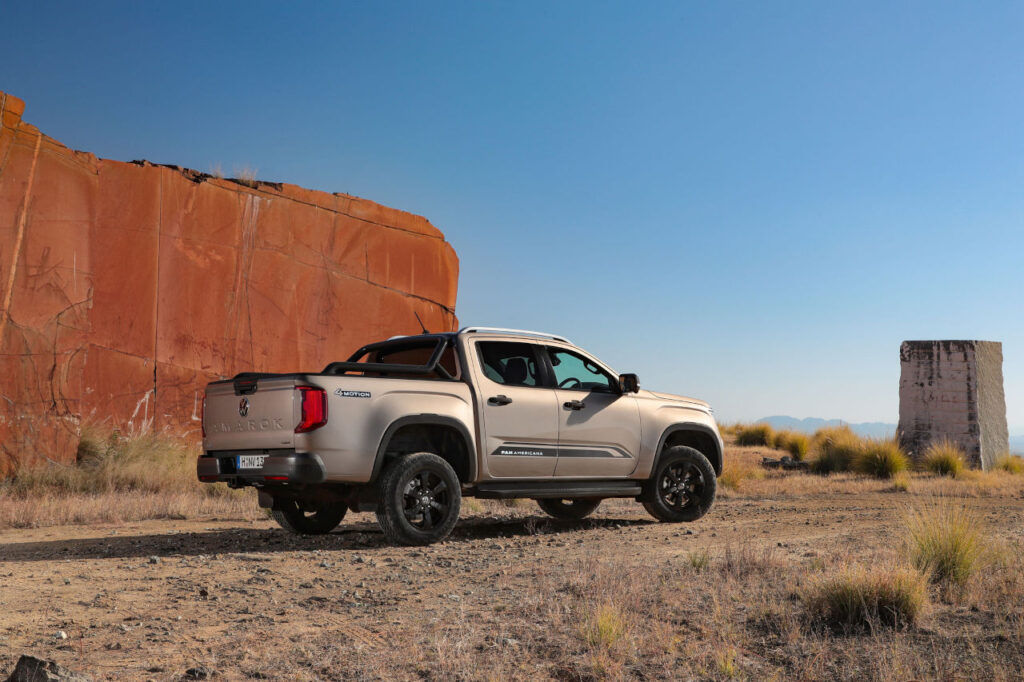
left=475, top=480, right=642, bottom=499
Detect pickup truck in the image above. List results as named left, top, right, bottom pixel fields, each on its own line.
left=197, top=327, right=722, bottom=545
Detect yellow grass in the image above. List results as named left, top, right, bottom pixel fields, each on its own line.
left=855, top=438, right=910, bottom=479
left=735, top=423, right=774, bottom=447
left=0, top=425, right=255, bottom=528
left=773, top=429, right=810, bottom=460
left=718, top=455, right=765, bottom=491
left=810, top=425, right=863, bottom=474
left=921, top=439, right=966, bottom=477
left=802, top=564, right=929, bottom=630
left=994, top=454, right=1024, bottom=475
left=904, top=499, right=988, bottom=589
left=721, top=445, right=1024, bottom=500
left=580, top=603, right=629, bottom=649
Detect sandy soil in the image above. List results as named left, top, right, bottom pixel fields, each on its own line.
left=2, top=486, right=1023, bottom=680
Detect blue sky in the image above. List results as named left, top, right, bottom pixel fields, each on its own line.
left=2, top=2, right=1022, bottom=428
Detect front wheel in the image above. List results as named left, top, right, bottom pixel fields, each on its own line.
left=377, top=452, right=462, bottom=546
left=271, top=499, right=347, bottom=535
left=536, top=498, right=601, bottom=520
left=641, top=446, right=716, bottom=522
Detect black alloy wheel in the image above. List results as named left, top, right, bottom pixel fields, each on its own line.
left=641, top=445, right=717, bottom=522
left=377, top=452, right=462, bottom=545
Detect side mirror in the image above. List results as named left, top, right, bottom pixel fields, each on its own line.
left=619, top=373, right=640, bottom=393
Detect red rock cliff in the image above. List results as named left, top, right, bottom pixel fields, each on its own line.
left=0, top=91, right=459, bottom=473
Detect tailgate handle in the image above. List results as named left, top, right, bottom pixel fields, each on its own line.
left=488, top=394, right=513, bottom=406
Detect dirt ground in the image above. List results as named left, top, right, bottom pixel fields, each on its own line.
left=2, top=454, right=1024, bottom=680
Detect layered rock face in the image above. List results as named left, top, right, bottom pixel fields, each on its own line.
left=0, top=91, right=459, bottom=473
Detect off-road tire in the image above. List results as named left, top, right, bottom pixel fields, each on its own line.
left=641, top=445, right=716, bottom=522
left=271, top=499, right=347, bottom=535
left=536, top=498, right=601, bottom=521
left=377, top=452, right=462, bottom=546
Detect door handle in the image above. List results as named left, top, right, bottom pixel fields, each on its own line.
left=488, top=394, right=513, bottom=406
left=563, top=399, right=585, bottom=411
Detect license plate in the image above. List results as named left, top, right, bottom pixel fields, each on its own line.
left=237, top=455, right=266, bottom=470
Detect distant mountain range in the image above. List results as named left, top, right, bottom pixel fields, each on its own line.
left=757, top=416, right=897, bottom=439
left=757, top=416, right=1024, bottom=454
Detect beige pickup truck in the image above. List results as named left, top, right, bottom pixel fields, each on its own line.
left=198, top=327, right=722, bottom=545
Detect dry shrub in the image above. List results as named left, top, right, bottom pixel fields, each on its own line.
left=994, top=454, right=1024, bottom=475
left=773, top=430, right=810, bottom=460
left=580, top=602, right=629, bottom=649
left=856, top=438, right=909, bottom=479
left=718, top=456, right=765, bottom=491
left=810, top=425, right=863, bottom=474
left=922, top=439, right=966, bottom=478
left=735, top=423, right=774, bottom=447
left=904, top=499, right=988, bottom=589
left=802, top=564, right=928, bottom=631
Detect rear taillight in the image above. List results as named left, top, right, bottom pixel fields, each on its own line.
left=295, top=386, right=328, bottom=433
left=200, top=394, right=207, bottom=438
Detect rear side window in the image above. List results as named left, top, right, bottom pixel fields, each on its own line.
left=476, top=342, right=543, bottom=387
left=352, top=339, right=456, bottom=376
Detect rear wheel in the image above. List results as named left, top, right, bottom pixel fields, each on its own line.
left=641, top=446, right=716, bottom=522
left=377, top=452, right=462, bottom=546
left=271, top=499, right=347, bottom=535
left=536, top=498, right=601, bottom=520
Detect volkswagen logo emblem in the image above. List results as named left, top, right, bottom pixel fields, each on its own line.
left=239, top=397, right=249, bottom=417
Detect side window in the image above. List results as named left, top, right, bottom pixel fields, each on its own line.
left=476, top=342, right=543, bottom=387
left=546, top=347, right=616, bottom=393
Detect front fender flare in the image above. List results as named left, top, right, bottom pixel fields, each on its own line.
left=654, top=423, right=723, bottom=476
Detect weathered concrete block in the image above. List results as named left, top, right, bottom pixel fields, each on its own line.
left=898, top=340, right=1008, bottom=469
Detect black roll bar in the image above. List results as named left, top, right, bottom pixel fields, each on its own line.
left=321, top=335, right=454, bottom=380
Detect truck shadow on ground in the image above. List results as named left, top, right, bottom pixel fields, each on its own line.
left=0, top=515, right=653, bottom=563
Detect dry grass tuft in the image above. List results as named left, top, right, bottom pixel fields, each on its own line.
left=233, top=165, right=259, bottom=187
left=773, top=429, right=810, bottom=460
left=856, top=438, right=910, bottom=479
left=904, top=499, right=988, bottom=589
left=802, top=564, right=929, bottom=631
left=687, top=548, right=711, bottom=571
left=735, top=423, right=774, bottom=447
left=580, top=602, right=629, bottom=650
left=810, top=425, right=863, bottom=474
left=994, top=454, right=1024, bottom=475
left=921, top=439, right=966, bottom=478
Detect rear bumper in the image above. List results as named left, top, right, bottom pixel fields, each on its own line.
left=197, top=451, right=327, bottom=486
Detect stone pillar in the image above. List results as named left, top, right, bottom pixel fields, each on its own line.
left=897, top=340, right=1008, bottom=470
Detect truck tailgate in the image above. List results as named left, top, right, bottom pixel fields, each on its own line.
left=203, top=377, right=299, bottom=451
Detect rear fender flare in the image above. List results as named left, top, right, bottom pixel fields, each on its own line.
left=370, top=415, right=477, bottom=483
